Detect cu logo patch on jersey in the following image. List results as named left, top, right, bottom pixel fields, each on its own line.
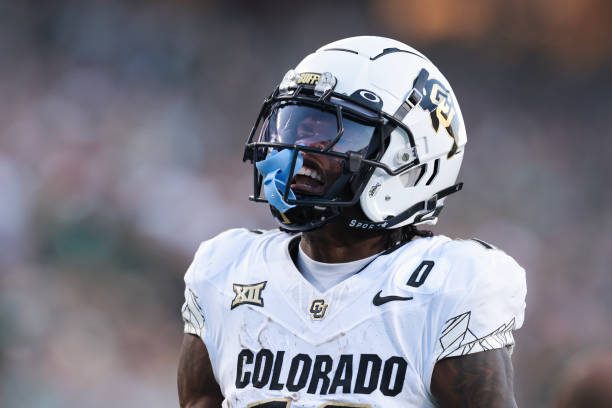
left=309, top=299, right=328, bottom=320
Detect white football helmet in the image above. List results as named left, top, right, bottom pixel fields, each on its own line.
left=244, top=36, right=467, bottom=232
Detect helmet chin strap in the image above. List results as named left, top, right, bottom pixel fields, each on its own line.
left=340, top=182, right=463, bottom=230
left=256, top=149, right=303, bottom=213
left=274, top=182, right=462, bottom=232
left=273, top=205, right=341, bottom=233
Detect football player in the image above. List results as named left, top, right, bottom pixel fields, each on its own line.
left=178, top=36, right=527, bottom=407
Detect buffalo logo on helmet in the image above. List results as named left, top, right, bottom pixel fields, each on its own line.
left=412, top=68, right=462, bottom=157
left=296, top=72, right=321, bottom=85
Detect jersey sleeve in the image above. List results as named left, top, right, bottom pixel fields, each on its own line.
left=432, top=241, right=527, bottom=361
left=181, top=240, right=210, bottom=339
left=180, top=228, right=266, bottom=340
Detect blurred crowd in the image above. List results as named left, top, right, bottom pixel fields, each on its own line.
left=0, top=1, right=610, bottom=406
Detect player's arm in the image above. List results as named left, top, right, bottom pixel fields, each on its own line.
left=177, top=333, right=224, bottom=408
left=431, top=348, right=517, bottom=408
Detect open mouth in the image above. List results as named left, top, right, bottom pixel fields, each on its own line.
left=296, top=166, right=323, bottom=183
left=291, top=160, right=326, bottom=195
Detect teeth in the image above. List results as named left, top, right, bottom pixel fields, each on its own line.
left=296, top=166, right=322, bottom=182
left=311, top=169, right=322, bottom=182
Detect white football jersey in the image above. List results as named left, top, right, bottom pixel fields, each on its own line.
left=182, top=229, right=526, bottom=408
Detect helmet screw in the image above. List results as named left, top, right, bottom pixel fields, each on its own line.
left=395, top=148, right=414, bottom=164
left=385, top=195, right=391, bottom=201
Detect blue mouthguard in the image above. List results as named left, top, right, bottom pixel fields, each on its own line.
left=255, top=149, right=304, bottom=213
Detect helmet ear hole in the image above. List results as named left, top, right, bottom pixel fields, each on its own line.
left=399, top=164, right=427, bottom=188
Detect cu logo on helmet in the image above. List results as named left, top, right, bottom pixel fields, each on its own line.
left=413, top=68, right=462, bottom=157
left=429, top=83, right=455, bottom=129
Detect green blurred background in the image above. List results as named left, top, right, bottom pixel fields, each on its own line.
left=0, top=0, right=610, bottom=406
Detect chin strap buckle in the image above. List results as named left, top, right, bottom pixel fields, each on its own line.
left=424, top=194, right=438, bottom=212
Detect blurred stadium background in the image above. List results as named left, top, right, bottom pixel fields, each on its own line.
left=0, top=1, right=610, bottom=406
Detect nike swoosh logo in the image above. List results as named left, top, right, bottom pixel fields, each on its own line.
left=372, top=290, right=413, bottom=306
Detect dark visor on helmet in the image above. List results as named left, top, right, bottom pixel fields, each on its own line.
left=258, top=104, right=376, bottom=154
left=244, top=101, right=384, bottom=214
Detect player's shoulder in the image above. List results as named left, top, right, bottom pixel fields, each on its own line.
left=389, top=234, right=525, bottom=293
left=432, top=235, right=526, bottom=293
left=198, top=227, right=281, bottom=252
left=185, top=227, right=289, bottom=284
left=432, top=235, right=513, bottom=262
left=391, top=234, right=513, bottom=264
left=198, top=227, right=288, bottom=256
left=436, top=235, right=522, bottom=268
